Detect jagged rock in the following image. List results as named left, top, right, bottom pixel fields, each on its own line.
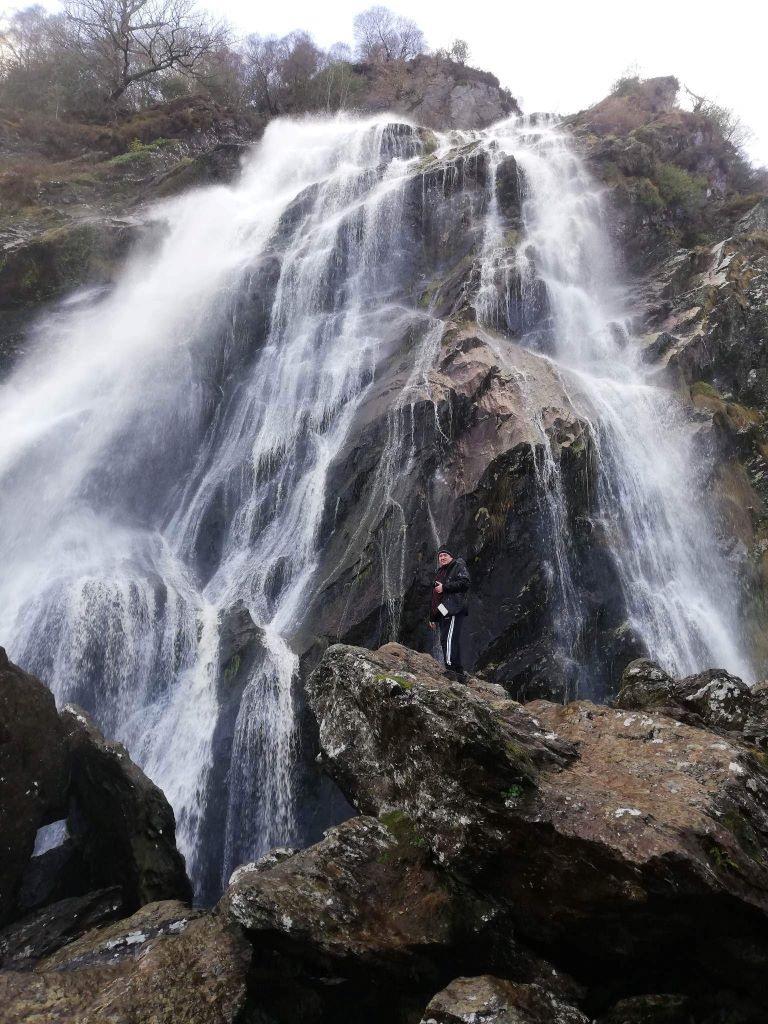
left=0, top=648, right=69, bottom=925
left=615, top=658, right=677, bottom=708
left=223, top=815, right=506, bottom=973
left=677, top=668, right=754, bottom=732
left=363, top=56, right=520, bottom=130
left=61, top=704, right=193, bottom=912
left=737, top=198, right=768, bottom=234
left=420, top=976, right=589, bottom=1024
left=0, top=886, right=123, bottom=968
left=617, top=659, right=757, bottom=737
left=0, top=900, right=250, bottom=1023
left=307, top=643, right=768, bottom=1002
left=307, top=644, right=576, bottom=868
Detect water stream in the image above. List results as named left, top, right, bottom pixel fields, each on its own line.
left=476, top=118, right=753, bottom=682
left=0, top=112, right=754, bottom=896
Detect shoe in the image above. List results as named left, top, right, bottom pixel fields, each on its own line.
left=455, top=671, right=467, bottom=684
left=443, top=669, right=458, bottom=682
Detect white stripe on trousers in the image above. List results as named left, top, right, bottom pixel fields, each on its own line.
left=446, top=616, right=455, bottom=666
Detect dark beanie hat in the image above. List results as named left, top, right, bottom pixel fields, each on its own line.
left=438, top=545, right=453, bottom=556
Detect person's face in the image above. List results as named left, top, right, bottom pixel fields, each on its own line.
left=438, top=552, right=452, bottom=567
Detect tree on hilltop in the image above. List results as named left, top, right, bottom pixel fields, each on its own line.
left=63, top=0, right=226, bottom=103
left=352, top=6, right=426, bottom=64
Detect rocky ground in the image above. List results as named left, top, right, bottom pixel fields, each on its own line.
left=4, top=641, right=768, bottom=1022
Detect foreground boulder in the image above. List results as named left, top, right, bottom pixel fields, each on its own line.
left=221, top=815, right=579, bottom=1023
left=306, top=643, right=768, bottom=1009
left=0, top=648, right=69, bottom=925
left=617, top=657, right=768, bottom=742
left=420, top=976, right=589, bottom=1024
left=0, top=900, right=250, bottom=1023
left=61, top=704, right=193, bottom=912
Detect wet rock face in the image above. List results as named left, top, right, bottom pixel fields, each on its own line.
left=0, top=900, right=250, bottom=1024
left=305, top=320, right=625, bottom=701
left=306, top=643, right=768, bottom=1007
left=61, top=704, right=193, bottom=912
left=0, top=647, right=69, bottom=925
left=421, top=976, right=589, bottom=1024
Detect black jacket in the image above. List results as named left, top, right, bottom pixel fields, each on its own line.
left=430, top=557, right=470, bottom=620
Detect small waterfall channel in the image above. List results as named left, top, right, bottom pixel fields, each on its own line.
left=0, top=113, right=755, bottom=898
left=475, top=118, right=753, bottom=683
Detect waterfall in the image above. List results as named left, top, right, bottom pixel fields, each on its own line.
left=477, top=117, right=753, bottom=682
left=0, top=115, right=431, bottom=896
left=0, top=111, right=755, bottom=899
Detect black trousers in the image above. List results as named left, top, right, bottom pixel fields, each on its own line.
left=438, top=614, right=464, bottom=673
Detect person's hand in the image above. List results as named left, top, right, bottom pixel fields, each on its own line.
left=434, top=582, right=443, bottom=594
left=429, top=621, right=436, bottom=630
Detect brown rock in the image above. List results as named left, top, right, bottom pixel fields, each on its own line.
left=0, top=648, right=69, bottom=925
left=307, top=643, right=768, bottom=998
left=0, top=900, right=250, bottom=1024
left=61, top=704, right=193, bottom=912
left=221, top=815, right=506, bottom=975
left=420, top=976, right=589, bottom=1024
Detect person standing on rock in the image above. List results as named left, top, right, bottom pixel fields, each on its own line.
left=429, top=545, right=470, bottom=682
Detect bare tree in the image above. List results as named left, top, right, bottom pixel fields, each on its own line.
left=242, top=34, right=287, bottom=115
left=353, top=6, right=426, bottom=64
left=0, top=5, right=56, bottom=73
left=63, top=0, right=225, bottom=103
left=684, top=85, right=753, bottom=150
left=449, top=38, right=469, bottom=64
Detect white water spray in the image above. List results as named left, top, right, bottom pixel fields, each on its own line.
left=0, top=115, right=430, bottom=891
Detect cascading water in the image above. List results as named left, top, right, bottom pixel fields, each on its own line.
left=476, top=117, right=754, bottom=682
left=0, top=109, right=756, bottom=901
left=0, top=116, right=436, bottom=896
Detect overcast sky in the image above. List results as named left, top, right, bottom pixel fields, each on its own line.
left=38, top=0, right=768, bottom=164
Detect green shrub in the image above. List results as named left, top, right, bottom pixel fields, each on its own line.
left=655, top=162, right=707, bottom=212
left=633, top=177, right=665, bottom=210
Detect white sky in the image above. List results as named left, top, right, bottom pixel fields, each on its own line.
left=36, top=0, right=768, bottom=164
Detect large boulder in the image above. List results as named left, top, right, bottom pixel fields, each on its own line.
left=0, top=648, right=69, bottom=924
left=306, top=643, right=768, bottom=1004
left=617, top=658, right=762, bottom=739
left=0, top=900, right=250, bottom=1023
left=61, top=704, right=193, bottom=911
left=221, top=815, right=578, bottom=1023
left=420, top=976, right=589, bottom=1024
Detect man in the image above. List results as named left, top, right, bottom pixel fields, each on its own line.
left=429, top=545, right=470, bottom=682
